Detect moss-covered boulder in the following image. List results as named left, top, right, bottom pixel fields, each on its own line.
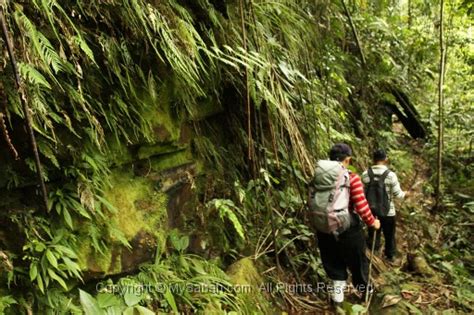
left=226, top=257, right=275, bottom=314
left=76, top=166, right=180, bottom=278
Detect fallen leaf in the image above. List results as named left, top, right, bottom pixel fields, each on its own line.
left=382, top=295, right=402, bottom=308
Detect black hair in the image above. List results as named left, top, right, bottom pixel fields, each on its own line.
left=329, top=143, right=352, bottom=161
left=373, top=149, right=387, bottom=162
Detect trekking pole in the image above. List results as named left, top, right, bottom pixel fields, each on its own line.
left=365, top=228, right=377, bottom=305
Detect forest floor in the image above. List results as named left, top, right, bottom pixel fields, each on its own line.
left=284, top=125, right=473, bottom=314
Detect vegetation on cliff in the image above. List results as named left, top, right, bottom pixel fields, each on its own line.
left=0, top=0, right=472, bottom=313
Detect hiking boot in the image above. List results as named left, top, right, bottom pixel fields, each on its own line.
left=331, top=280, right=346, bottom=303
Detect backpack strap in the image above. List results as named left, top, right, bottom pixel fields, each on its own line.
left=380, top=169, right=391, bottom=182
left=380, top=169, right=392, bottom=201
left=368, top=167, right=390, bottom=183
left=368, top=167, right=375, bottom=182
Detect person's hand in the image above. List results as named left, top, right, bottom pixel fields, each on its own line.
left=404, top=190, right=411, bottom=198
left=371, top=219, right=381, bottom=230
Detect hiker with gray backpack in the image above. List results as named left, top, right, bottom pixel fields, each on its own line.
left=308, top=143, right=380, bottom=305
left=362, top=149, right=408, bottom=263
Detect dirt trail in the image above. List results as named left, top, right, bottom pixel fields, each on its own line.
left=365, top=136, right=456, bottom=313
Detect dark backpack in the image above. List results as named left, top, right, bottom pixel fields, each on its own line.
left=365, top=168, right=391, bottom=217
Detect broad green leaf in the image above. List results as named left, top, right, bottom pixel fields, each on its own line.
left=53, top=245, right=78, bottom=259
left=97, top=293, right=122, bottom=308
left=124, top=292, right=142, bottom=307
left=79, top=289, right=104, bottom=315
left=104, top=305, right=123, bottom=315
left=63, top=208, right=73, bottom=229
left=63, top=257, right=82, bottom=279
left=123, top=307, right=135, bottom=315
left=45, top=249, right=58, bottom=269
left=37, top=274, right=44, bottom=293
left=178, top=236, right=189, bottom=252
left=163, top=288, right=178, bottom=313
left=135, top=306, right=155, bottom=315
left=35, top=242, right=46, bottom=253
left=29, top=263, right=38, bottom=281
left=48, top=268, right=68, bottom=290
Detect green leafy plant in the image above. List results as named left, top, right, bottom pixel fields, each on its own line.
left=207, top=199, right=246, bottom=241
left=22, top=232, right=82, bottom=293
left=0, top=296, right=17, bottom=314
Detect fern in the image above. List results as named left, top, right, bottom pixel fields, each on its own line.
left=14, top=11, right=68, bottom=75
left=208, top=199, right=246, bottom=240
left=0, top=296, right=17, bottom=314
left=18, top=63, right=51, bottom=89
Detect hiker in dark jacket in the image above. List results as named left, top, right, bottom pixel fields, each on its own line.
left=312, top=143, right=380, bottom=304
left=362, top=149, right=408, bottom=262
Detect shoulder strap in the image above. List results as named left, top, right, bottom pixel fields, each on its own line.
left=368, top=168, right=375, bottom=182
left=380, top=169, right=391, bottom=182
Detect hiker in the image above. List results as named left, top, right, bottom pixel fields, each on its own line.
left=362, top=149, right=407, bottom=263
left=308, top=143, right=380, bottom=305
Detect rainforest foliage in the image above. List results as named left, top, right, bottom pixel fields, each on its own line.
left=0, top=0, right=472, bottom=313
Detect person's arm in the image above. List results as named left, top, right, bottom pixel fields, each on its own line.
left=390, top=172, right=406, bottom=200
left=349, top=173, right=377, bottom=226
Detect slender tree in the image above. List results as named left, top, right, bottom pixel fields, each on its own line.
left=408, top=0, right=412, bottom=27
left=0, top=6, right=48, bottom=212
left=436, top=0, right=446, bottom=210
left=341, top=0, right=367, bottom=68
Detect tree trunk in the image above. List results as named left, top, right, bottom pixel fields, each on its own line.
left=435, top=0, right=446, bottom=211
left=341, top=0, right=367, bottom=68
left=0, top=9, right=49, bottom=212
left=408, top=0, right=412, bottom=27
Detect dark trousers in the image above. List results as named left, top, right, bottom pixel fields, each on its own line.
left=316, top=224, right=369, bottom=292
left=367, top=215, right=396, bottom=259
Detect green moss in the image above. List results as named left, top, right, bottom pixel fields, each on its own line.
left=150, top=148, right=193, bottom=173
left=104, top=169, right=168, bottom=240
left=188, top=97, right=223, bottom=121
left=76, top=169, right=169, bottom=275
left=137, top=143, right=187, bottom=160
left=227, top=258, right=262, bottom=286
left=108, top=246, right=123, bottom=275
left=106, top=136, right=134, bottom=167
left=142, top=81, right=182, bottom=143
left=227, top=258, right=274, bottom=314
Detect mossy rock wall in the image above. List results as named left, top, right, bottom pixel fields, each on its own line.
left=75, top=107, right=214, bottom=277
left=0, top=94, right=220, bottom=279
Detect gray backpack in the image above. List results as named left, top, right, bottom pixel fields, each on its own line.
left=308, top=160, right=352, bottom=236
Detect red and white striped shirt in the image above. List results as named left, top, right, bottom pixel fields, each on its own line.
left=349, top=172, right=375, bottom=226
